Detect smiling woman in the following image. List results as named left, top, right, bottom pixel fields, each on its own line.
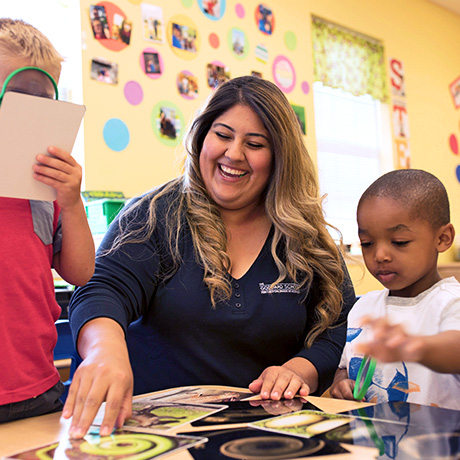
left=66, top=76, right=356, bottom=440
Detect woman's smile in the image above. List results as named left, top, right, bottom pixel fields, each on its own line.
left=218, top=163, right=248, bottom=179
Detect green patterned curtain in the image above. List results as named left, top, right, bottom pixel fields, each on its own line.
left=312, top=17, right=389, bottom=102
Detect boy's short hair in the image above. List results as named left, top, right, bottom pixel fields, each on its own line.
left=0, top=18, right=62, bottom=80
left=358, top=169, right=450, bottom=228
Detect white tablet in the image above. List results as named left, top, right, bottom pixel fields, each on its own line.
left=0, top=91, right=86, bottom=201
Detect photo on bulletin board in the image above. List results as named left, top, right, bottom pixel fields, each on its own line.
left=204, top=0, right=220, bottom=18
left=89, top=4, right=111, bottom=39
left=228, top=28, right=249, bottom=59
left=141, top=3, right=164, bottom=43
left=143, top=51, right=161, bottom=74
left=207, top=62, right=230, bottom=89
left=172, top=22, right=197, bottom=52
left=177, top=71, right=199, bottom=99
left=232, top=28, right=245, bottom=55
left=159, top=107, right=179, bottom=140
left=112, top=14, right=132, bottom=45
left=90, top=2, right=130, bottom=52
left=90, top=57, right=118, bottom=85
left=291, top=103, right=306, bottom=135
left=255, top=4, right=275, bottom=36
left=449, top=75, right=460, bottom=109
left=151, top=101, right=185, bottom=147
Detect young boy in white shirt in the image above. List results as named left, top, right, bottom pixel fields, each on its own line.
left=330, top=169, right=460, bottom=409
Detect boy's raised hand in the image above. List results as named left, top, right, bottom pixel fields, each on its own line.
left=34, top=145, right=95, bottom=287
left=33, top=146, right=82, bottom=210
left=356, top=316, right=424, bottom=363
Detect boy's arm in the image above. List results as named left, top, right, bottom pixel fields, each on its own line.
left=416, top=330, right=460, bottom=373
left=53, top=198, right=95, bottom=286
left=358, top=317, right=460, bottom=374
left=34, top=146, right=95, bottom=286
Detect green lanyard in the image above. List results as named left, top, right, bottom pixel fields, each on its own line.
left=0, top=66, right=59, bottom=106
left=353, top=355, right=377, bottom=400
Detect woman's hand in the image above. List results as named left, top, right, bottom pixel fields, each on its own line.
left=62, top=319, right=133, bottom=439
left=248, top=358, right=317, bottom=400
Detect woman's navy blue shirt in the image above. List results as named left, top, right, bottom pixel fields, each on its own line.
left=69, top=185, right=356, bottom=395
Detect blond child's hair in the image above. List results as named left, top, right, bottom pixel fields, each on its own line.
left=0, top=18, right=63, bottom=80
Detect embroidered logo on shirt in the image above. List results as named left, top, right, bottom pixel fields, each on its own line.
left=259, top=282, right=301, bottom=294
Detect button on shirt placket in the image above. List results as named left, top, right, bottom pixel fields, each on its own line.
left=233, top=282, right=245, bottom=313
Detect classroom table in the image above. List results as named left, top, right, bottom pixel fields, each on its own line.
left=0, top=393, right=378, bottom=459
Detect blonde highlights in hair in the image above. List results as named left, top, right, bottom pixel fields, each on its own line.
left=112, top=76, right=345, bottom=347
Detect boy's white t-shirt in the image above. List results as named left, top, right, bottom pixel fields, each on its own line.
left=340, top=277, right=460, bottom=409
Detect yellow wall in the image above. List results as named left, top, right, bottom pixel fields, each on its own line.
left=80, top=0, right=460, bottom=295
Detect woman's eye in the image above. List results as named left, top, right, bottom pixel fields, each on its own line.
left=247, top=142, right=264, bottom=149
left=360, top=242, right=372, bottom=248
left=216, top=132, right=231, bottom=140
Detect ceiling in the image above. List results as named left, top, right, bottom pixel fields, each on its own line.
left=426, top=0, right=460, bottom=16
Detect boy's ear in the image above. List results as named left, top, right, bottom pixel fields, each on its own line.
left=437, top=223, right=455, bottom=253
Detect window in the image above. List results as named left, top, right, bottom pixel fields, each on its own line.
left=311, top=17, right=392, bottom=245
left=314, top=83, right=392, bottom=244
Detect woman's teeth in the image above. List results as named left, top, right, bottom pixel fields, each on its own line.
left=220, top=164, right=248, bottom=177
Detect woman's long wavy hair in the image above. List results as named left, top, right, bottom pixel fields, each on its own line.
left=111, top=76, right=344, bottom=347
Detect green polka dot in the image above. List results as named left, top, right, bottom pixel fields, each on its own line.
left=182, top=0, right=193, bottom=7
left=284, top=31, right=297, bottom=51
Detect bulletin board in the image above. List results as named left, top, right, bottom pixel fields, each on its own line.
left=80, top=0, right=314, bottom=198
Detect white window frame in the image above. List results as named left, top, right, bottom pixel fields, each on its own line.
left=313, top=82, right=393, bottom=246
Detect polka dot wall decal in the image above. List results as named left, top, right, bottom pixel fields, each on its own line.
left=272, top=55, right=296, bottom=93
left=209, top=33, right=220, bottom=49
left=103, top=119, right=130, bottom=152
left=124, top=81, right=143, bottom=105
left=301, top=81, right=310, bottom=95
left=255, top=43, right=268, bottom=63
left=284, top=31, right=297, bottom=51
left=182, top=0, right=193, bottom=7
left=456, top=165, right=460, bottom=183
left=450, top=133, right=459, bottom=155
left=235, top=3, right=245, bottom=18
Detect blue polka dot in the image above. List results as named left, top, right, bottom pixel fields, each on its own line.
left=103, top=119, right=130, bottom=152
left=456, top=165, right=460, bottom=184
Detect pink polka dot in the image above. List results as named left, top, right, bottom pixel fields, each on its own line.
left=235, top=3, right=245, bottom=18
left=209, top=33, right=220, bottom=49
left=450, top=133, right=459, bottom=155
left=124, top=81, right=143, bottom=105
left=301, top=81, right=310, bottom=95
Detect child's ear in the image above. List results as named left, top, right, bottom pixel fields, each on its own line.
left=437, top=223, right=455, bottom=253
